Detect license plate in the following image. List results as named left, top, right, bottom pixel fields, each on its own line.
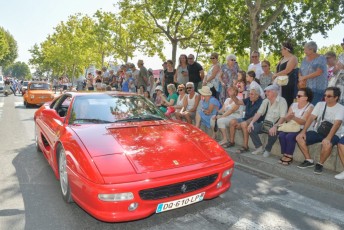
left=156, top=192, right=205, bottom=213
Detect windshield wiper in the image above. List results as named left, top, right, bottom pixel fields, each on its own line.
left=114, top=115, right=164, bottom=123
left=73, top=118, right=113, bottom=124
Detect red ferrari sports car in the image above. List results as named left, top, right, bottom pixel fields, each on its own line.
left=34, top=91, right=235, bottom=222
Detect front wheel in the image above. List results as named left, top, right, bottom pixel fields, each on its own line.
left=35, top=126, right=42, bottom=152
left=58, top=145, right=73, bottom=203
left=25, top=101, right=30, bottom=108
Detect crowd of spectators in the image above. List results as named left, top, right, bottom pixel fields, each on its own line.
left=58, top=38, right=344, bottom=180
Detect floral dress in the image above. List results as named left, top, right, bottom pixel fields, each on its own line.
left=220, top=64, right=238, bottom=104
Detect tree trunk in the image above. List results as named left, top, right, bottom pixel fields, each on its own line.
left=171, top=40, right=178, bottom=69
left=101, top=51, right=104, bottom=68
left=250, top=30, right=260, bottom=54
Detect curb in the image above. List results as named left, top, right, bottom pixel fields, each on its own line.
left=226, top=146, right=344, bottom=193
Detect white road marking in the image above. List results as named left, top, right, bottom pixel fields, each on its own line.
left=14, top=101, right=23, bottom=107
left=144, top=188, right=344, bottom=230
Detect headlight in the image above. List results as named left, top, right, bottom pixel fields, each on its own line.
left=98, top=192, right=134, bottom=202
left=30, top=95, right=35, bottom=99
left=222, top=168, right=233, bottom=178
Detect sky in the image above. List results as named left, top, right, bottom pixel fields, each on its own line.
left=0, top=0, right=343, bottom=71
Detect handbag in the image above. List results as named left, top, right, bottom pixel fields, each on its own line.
left=261, top=120, right=274, bottom=134
left=278, top=120, right=301, bottom=132
left=260, top=103, right=273, bottom=133
left=317, top=105, right=333, bottom=137
left=276, top=75, right=289, bottom=86
left=278, top=103, right=310, bottom=132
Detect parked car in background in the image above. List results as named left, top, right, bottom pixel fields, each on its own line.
left=21, top=80, right=30, bottom=95
left=23, top=81, right=54, bottom=108
left=34, top=92, right=235, bottom=222
left=0, top=75, right=4, bottom=93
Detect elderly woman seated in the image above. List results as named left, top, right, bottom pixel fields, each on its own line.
left=210, top=86, right=241, bottom=147
left=195, top=86, right=221, bottom=135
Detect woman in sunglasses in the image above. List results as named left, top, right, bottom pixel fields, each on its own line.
left=278, top=87, right=314, bottom=165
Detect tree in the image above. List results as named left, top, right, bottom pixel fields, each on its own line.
left=208, top=0, right=344, bottom=56
left=118, top=0, right=216, bottom=65
left=29, top=14, right=99, bottom=80
left=0, top=27, right=18, bottom=68
left=4, top=62, right=31, bottom=79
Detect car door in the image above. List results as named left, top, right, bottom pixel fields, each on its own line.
left=38, top=94, right=72, bottom=158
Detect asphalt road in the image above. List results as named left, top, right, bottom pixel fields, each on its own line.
left=0, top=94, right=344, bottom=230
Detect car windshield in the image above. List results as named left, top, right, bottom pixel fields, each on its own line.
left=23, top=81, right=29, bottom=86
left=29, top=83, right=50, bottom=90
left=69, top=94, right=166, bottom=124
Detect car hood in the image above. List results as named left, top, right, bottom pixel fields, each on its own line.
left=71, top=122, right=224, bottom=174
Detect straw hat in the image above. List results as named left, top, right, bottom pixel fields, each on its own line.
left=198, top=86, right=212, bottom=96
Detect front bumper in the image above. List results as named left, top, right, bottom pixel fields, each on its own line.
left=68, top=160, right=234, bottom=222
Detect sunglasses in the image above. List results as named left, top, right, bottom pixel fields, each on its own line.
left=178, top=88, right=185, bottom=91
left=251, top=56, right=258, bottom=58
left=296, top=95, right=306, bottom=98
left=230, top=59, right=236, bottom=61
left=324, top=94, right=334, bottom=98
left=261, top=65, right=268, bottom=67
left=186, top=87, right=193, bottom=89
left=210, top=57, right=216, bottom=59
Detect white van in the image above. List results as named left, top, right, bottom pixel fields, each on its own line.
left=0, top=75, right=4, bottom=93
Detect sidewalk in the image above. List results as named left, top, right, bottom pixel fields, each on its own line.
left=226, top=145, right=344, bottom=193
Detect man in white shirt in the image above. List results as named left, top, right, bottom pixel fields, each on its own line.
left=247, top=51, right=263, bottom=80
left=248, top=84, right=288, bottom=157
left=296, top=87, right=344, bottom=174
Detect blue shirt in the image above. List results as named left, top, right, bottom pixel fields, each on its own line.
left=243, top=97, right=263, bottom=121
left=121, top=77, right=134, bottom=92
left=300, top=55, right=328, bottom=92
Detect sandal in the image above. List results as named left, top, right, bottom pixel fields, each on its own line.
left=221, top=142, right=235, bottom=148
left=236, top=147, right=249, bottom=153
left=280, top=155, right=293, bottom=165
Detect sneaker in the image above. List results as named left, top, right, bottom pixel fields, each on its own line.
left=252, top=146, right=264, bottom=155
left=263, top=150, right=271, bottom=157
left=297, top=160, right=314, bottom=169
left=334, top=171, right=344, bottom=180
left=314, top=163, right=323, bottom=174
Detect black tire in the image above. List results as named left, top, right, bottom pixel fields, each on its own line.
left=58, top=145, right=73, bottom=203
left=25, top=101, right=30, bottom=108
left=35, top=126, right=42, bottom=152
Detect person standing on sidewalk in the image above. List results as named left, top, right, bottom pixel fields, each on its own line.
left=296, top=86, right=344, bottom=174
left=247, top=51, right=263, bottom=80
left=187, top=54, right=204, bottom=92
left=247, top=84, right=288, bottom=157
left=137, top=60, right=148, bottom=90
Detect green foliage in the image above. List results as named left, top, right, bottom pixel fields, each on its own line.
left=318, top=45, right=343, bottom=56
left=118, top=0, right=218, bottom=65
left=0, top=27, right=18, bottom=68
left=4, top=61, right=31, bottom=79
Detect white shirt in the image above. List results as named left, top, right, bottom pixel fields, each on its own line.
left=312, top=102, right=344, bottom=136
left=248, top=63, right=263, bottom=80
